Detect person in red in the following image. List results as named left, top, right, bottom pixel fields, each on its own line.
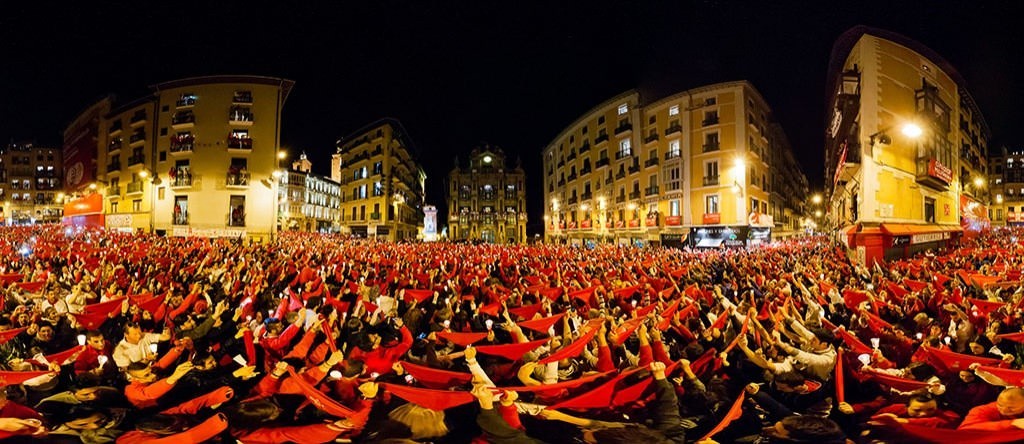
left=959, top=387, right=1024, bottom=431
left=116, top=412, right=229, bottom=444
left=347, top=316, right=413, bottom=376
left=124, top=361, right=194, bottom=409
left=73, top=329, right=116, bottom=383
left=0, top=387, right=46, bottom=439
left=260, top=309, right=306, bottom=372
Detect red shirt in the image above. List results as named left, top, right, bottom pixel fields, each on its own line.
left=959, top=401, right=1021, bottom=431
left=346, top=326, right=413, bottom=375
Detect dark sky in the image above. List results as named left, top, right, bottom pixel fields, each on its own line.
left=3, top=1, right=1021, bottom=232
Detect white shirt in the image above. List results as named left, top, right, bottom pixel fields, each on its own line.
left=113, top=333, right=163, bottom=369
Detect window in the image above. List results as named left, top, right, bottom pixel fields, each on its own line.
left=668, top=105, right=679, bottom=116
left=619, top=139, right=631, bottom=156
left=706, top=195, right=719, bottom=214
left=924, top=197, right=936, bottom=223
left=703, top=110, right=719, bottom=126
left=668, top=140, right=680, bottom=158
left=133, top=199, right=142, bottom=212
left=705, top=97, right=716, bottom=105
left=111, top=202, right=118, bottom=213
left=705, top=161, right=719, bottom=180
left=598, top=116, right=605, bottom=125
left=751, top=197, right=759, bottom=213
left=229, top=195, right=246, bottom=226
left=373, top=182, right=384, bottom=196
left=617, top=104, right=628, bottom=115
left=359, top=185, right=367, bottom=199
left=670, top=200, right=681, bottom=216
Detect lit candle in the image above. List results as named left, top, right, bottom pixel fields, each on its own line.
left=443, top=320, right=451, bottom=329
left=915, top=332, right=923, bottom=340
left=329, top=370, right=342, bottom=380
left=370, top=372, right=380, bottom=380
left=149, top=343, right=159, bottom=354
left=857, top=354, right=871, bottom=366
left=485, top=319, right=493, bottom=330
left=97, top=355, right=108, bottom=367
left=405, top=374, right=414, bottom=384
left=944, top=336, right=952, bottom=346
left=77, top=334, right=86, bottom=346
left=870, top=338, right=880, bottom=349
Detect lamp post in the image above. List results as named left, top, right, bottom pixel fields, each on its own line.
left=392, top=192, right=405, bottom=242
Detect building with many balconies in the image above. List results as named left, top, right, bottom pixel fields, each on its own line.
left=332, top=119, right=425, bottom=240
left=542, top=83, right=807, bottom=248
left=824, top=26, right=990, bottom=265
left=988, top=147, right=1024, bottom=227
left=0, top=142, right=63, bottom=225
left=447, top=144, right=527, bottom=243
left=74, top=75, right=295, bottom=238
left=277, top=152, right=341, bottom=232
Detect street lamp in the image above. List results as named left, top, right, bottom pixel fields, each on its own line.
left=392, top=192, right=405, bottom=242
left=811, top=194, right=822, bottom=205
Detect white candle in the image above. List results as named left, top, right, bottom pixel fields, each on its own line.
left=329, top=370, right=342, bottom=380
left=870, top=338, right=880, bottom=349
left=370, top=372, right=380, bottom=380
left=149, top=343, right=159, bottom=354
left=857, top=354, right=871, bottom=366
left=944, top=336, right=952, bottom=345
left=77, top=334, right=86, bottom=346
left=97, top=355, right=108, bottom=367
left=443, top=320, right=451, bottom=329
left=916, top=332, right=923, bottom=340
left=485, top=319, right=493, bottom=330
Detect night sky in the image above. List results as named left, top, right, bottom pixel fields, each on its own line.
left=3, top=1, right=1021, bottom=233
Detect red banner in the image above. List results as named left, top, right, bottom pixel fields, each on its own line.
left=580, top=219, right=591, bottom=229
left=703, top=213, right=721, bottom=224
left=645, top=215, right=658, bottom=227
left=64, top=192, right=103, bottom=217
left=666, top=215, right=682, bottom=226
left=628, top=219, right=640, bottom=228
left=615, top=220, right=624, bottom=228
left=927, top=159, right=952, bottom=184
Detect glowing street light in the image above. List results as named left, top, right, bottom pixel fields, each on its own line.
left=974, top=177, right=986, bottom=188
left=811, top=194, right=822, bottom=204
left=277, top=150, right=287, bottom=160
left=815, top=210, right=823, bottom=218
left=901, top=123, right=923, bottom=138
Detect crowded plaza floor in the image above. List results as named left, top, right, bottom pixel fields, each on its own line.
left=2, top=225, right=1024, bottom=443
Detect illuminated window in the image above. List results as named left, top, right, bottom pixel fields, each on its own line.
left=668, top=105, right=679, bottom=116
left=617, top=104, right=628, bottom=115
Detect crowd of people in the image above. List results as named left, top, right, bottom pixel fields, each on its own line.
left=2, top=224, right=1024, bottom=443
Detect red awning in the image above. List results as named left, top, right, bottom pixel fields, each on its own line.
left=880, top=223, right=963, bottom=235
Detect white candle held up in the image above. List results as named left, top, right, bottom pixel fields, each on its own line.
left=485, top=319, right=493, bottom=330
left=870, top=338, right=880, bottom=349
left=149, top=343, right=159, bottom=354
left=97, top=355, right=108, bottom=367
left=857, top=354, right=871, bottom=366
left=77, top=334, right=87, bottom=346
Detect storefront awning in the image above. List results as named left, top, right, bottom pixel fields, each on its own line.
left=880, top=224, right=963, bottom=235
left=696, top=238, right=724, bottom=248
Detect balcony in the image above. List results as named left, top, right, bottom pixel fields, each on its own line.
left=581, top=191, right=593, bottom=201
left=664, top=151, right=681, bottom=161
left=594, top=133, right=609, bottom=145
left=229, top=111, right=255, bottom=126
left=615, top=170, right=626, bottom=180
left=108, top=140, right=123, bottom=154
left=169, top=171, right=196, bottom=188
left=645, top=186, right=660, bottom=196
left=226, top=172, right=251, bottom=188
left=227, top=211, right=246, bottom=227
left=169, top=139, right=194, bottom=155
left=605, top=176, right=613, bottom=185
left=644, top=133, right=659, bottom=144
left=596, top=158, right=610, bottom=168
left=370, top=212, right=381, bottom=221
left=176, top=97, right=196, bottom=108
left=172, top=213, right=190, bottom=225
left=129, top=112, right=147, bottom=127
left=127, top=155, right=144, bottom=167
left=616, top=195, right=626, bottom=203
left=106, top=162, right=122, bottom=173
left=702, top=117, right=719, bottom=127
left=615, top=151, right=631, bottom=160
left=629, top=190, right=641, bottom=200
left=702, top=142, right=720, bottom=153
left=644, top=158, right=659, bottom=168
left=227, top=137, right=253, bottom=151
left=702, top=175, right=720, bottom=186
left=126, top=181, right=144, bottom=195
left=579, top=142, right=591, bottom=154
left=915, top=157, right=951, bottom=191
left=665, top=125, right=682, bottom=136
left=568, top=196, right=578, bottom=205
left=628, top=164, right=640, bottom=174
left=171, top=113, right=195, bottom=128
left=106, top=186, right=120, bottom=198
left=232, top=91, right=253, bottom=104
left=566, top=152, right=576, bottom=161
left=567, top=173, right=577, bottom=181
left=109, top=122, right=123, bottom=136
left=129, top=132, right=146, bottom=147
left=580, top=166, right=592, bottom=176
left=614, top=123, right=633, bottom=135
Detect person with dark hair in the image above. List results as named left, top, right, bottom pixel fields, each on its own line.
left=124, top=361, right=193, bottom=409
left=745, top=370, right=833, bottom=419
left=773, top=310, right=837, bottom=382
left=761, top=415, right=848, bottom=444
left=959, top=387, right=1024, bottom=431
left=115, top=412, right=229, bottom=444
left=46, top=405, right=123, bottom=443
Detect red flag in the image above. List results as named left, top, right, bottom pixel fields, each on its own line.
left=82, top=297, right=126, bottom=316
left=881, top=418, right=1024, bottom=443
left=540, top=320, right=604, bottom=364
left=700, top=392, right=746, bottom=441
left=518, top=313, right=564, bottom=335
left=403, top=289, right=434, bottom=304
left=721, top=317, right=750, bottom=354
left=612, top=318, right=645, bottom=344
left=15, top=281, right=46, bottom=293
left=975, top=366, right=1024, bottom=386
left=539, top=288, right=563, bottom=301
left=968, top=298, right=1006, bottom=316
left=0, top=273, right=24, bottom=285
left=284, top=368, right=356, bottom=417
left=0, top=370, right=54, bottom=387
left=568, top=287, right=596, bottom=305
left=861, top=369, right=930, bottom=392
left=243, top=329, right=257, bottom=366
left=400, top=361, right=473, bottom=389
left=548, top=373, right=627, bottom=410
left=475, top=339, right=547, bottom=360
left=903, top=278, right=928, bottom=293
left=0, top=327, right=28, bottom=346
left=862, top=311, right=893, bottom=333
left=508, top=303, right=544, bottom=320
left=634, top=303, right=658, bottom=318
left=499, top=371, right=614, bottom=393
left=709, top=310, right=730, bottom=331
left=31, top=345, right=85, bottom=367
left=818, top=281, right=835, bottom=296
left=437, top=331, right=489, bottom=347
left=835, top=349, right=845, bottom=403
left=610, top=377, right=654, bottom=407
left=612, top=285, right=641, bottom=300
left=921, top=346, right=1002, bottom=373
left=382, top=383, right=475, bottom=411
left=834, top=327, right=873, bottom=355
left=996, top=332, right=1024, bottom=343
left=842, top=289, right=869, bottom=310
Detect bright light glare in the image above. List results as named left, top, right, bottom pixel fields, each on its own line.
left=901, top=123, right=923, bottom=138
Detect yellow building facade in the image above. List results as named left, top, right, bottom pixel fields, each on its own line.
left=543, top=82, right=806, bottom=247
left=332, top=119, right=425, bottom=241
left=825, top=27, right=990, bottom=265
left=95, top=75, right=294, bottom=239
left=0, top=143, right=63, bottom=225
left=447, top=144, right=528, bottom=243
